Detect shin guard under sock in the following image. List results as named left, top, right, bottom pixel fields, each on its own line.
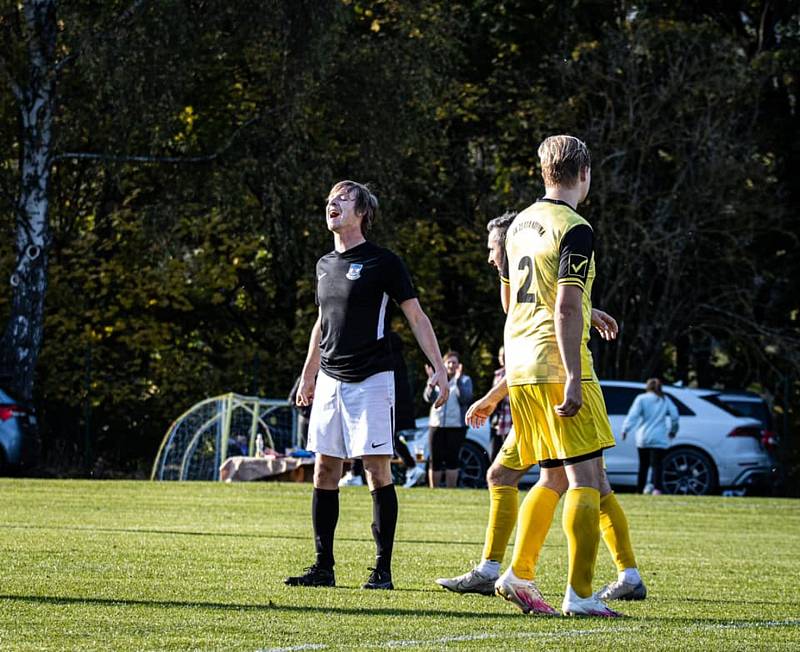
left=371, top=484, right=398, bottom=573
left=509, top=486, right=560, bottom=580
left=312, top=487, right=339, bottom=569
left=562, top=487, right=601, bottom=598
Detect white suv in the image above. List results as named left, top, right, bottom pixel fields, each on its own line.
left=403, top=381, right=772, bottom=495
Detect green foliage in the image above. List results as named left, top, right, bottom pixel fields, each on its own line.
left=0, top=1, right=798, bottom=477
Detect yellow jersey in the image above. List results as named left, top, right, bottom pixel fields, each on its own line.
left=503, top=198, right=596, bottom=386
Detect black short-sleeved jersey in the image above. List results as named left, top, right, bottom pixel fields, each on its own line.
left=315, top=241, right=417, bottom=383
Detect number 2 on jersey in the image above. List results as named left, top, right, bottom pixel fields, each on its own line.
left=516, top=256, right=536, bottom=303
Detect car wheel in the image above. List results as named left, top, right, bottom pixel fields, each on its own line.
left=458, top=440, right=489, bottom=488
left=661, top=447, right=718, bottom=496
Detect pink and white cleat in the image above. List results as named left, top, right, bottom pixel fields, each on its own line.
left=494, top=568, right=558, bottom=616
left=562, top=586, right=624, bottom=617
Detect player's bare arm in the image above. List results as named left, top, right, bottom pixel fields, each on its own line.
left=590, top=308, right=618, bottom=341
left=400, top=298, right=450, bottom=407
left=297, top=310, right=322, bottom=406
left=500, top=282, right=510, bottom=314
left=554, top=285, right=584, bottom=417
left=465, top=376, right=509, bottom=428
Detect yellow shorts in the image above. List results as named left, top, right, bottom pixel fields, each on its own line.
left=496, top=427, right=530, bottom=471
left=508, top=381, right=615, bottom=467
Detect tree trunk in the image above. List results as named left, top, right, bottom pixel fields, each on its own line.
left=0, top=0, right=56, bottom=404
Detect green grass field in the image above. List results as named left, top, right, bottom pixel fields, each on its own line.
left=1, top=480, right=799, bottom=651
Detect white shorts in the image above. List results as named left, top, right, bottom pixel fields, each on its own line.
left=307, top=370, right=395, bottom=459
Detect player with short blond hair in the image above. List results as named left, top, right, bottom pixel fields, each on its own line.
left=436, top=210, right=644, bottom=608
left=495, top=135, right=625, bottom=617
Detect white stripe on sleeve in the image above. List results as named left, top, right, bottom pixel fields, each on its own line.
left=376, top=292, right=389, bottom=339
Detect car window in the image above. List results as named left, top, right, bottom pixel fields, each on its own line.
left=601, top=387, right=642, bottom=415
left=720, top=399, right=771, bottom=428
left=700, top=394, right=745, bottom=417
left=601, top=386, right=696, bottom=416
left=664, top=393, right=695, bottom=416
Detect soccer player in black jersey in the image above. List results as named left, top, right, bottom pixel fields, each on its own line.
left=285, top=180, right=449, bottom=590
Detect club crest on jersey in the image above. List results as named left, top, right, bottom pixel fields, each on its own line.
left=345, top=263, right=363, bottom=280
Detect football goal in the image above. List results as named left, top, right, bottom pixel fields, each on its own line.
left=150, top=393, right=296, bottom=481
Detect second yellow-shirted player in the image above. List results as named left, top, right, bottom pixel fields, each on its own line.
left=502, top=135, right=623, bottom=617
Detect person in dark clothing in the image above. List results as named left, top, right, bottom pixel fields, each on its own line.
left=285, top=180, right=448, bottom=591
left=424, top=351, right=474, bottom=488
left=288, top=375, right=312, bottom=450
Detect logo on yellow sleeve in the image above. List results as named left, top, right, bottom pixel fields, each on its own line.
left=567, top=254, right=589, bottom=280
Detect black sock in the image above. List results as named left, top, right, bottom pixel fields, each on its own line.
left=312, top=488, right=339, bottom=570
left=370, top=484, right=398, bottom=573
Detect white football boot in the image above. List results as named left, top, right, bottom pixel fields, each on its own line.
left=562, top=586, right=624, bottom=617
left=495, top=568, right=558, bottom=615
left=435, top=567, right=497, bottom=596
left=595, top=578, right=647, bottom=601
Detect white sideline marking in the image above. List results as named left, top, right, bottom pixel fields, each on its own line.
left=383, top=627, right=625, bottom=647
left=257, top=618, right=800, bottom=651
left=259, top=645, right=327, bottom=652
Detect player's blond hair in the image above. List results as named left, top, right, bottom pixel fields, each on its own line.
left=538, top=135, right=591, bottom=188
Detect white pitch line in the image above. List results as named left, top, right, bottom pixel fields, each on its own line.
left=257, top=617, right=800, bottom=651
left=258, top=645, right=327, bottom=652
left=381, top=626, right=631, bottom=648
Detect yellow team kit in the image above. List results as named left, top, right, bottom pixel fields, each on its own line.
left=502, top=199, right=615, bottom=465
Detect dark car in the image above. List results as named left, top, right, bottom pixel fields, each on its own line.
left=0, top=386, right=36, bottom=474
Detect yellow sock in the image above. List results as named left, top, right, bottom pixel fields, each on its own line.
left=599, top=492, right=637, bottom=572
left=510, top=486, right=560, bottom=580
left=481, top=485, right=519, bottom=562
left=562, top=487, right=601, bottom=598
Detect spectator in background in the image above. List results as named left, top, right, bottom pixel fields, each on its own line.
left=489, top=346, right=512, bottom=461
left=389, top=332, right=427, bottom=488
left=424, top=351, right=473, bottom=488
left=622, top=378, right=679, bottom=495
left=289, top=375, right=312, bottom=450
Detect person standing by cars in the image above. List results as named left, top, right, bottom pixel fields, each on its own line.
left=424, top=351, right=473, bottom=488
left=622, top=378, right=679, bottom=495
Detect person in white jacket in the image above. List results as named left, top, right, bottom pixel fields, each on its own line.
left=622, top=378, right=679, bottom=495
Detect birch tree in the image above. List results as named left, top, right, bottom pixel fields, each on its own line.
left=0, top=0, right=57, bottom=404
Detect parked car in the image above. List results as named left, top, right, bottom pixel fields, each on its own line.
left=0, top=386, right=36, bottom=474
left=402, top=381, right=772, bottom=495
left=715, top=390, right=780, bottom=493
left=715, top=390, right=779, bottom=452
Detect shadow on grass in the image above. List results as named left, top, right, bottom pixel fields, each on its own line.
left=0, top=593, right=522, bottom=619
left=3, top=594, right=798, bottom=630
left=0, top=523, right=480, bottom=547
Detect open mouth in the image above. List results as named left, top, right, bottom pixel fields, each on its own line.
left=328, top=208, right=341, bottom=218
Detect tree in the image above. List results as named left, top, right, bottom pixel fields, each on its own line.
left=0, top=0, right=58, bottom=404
